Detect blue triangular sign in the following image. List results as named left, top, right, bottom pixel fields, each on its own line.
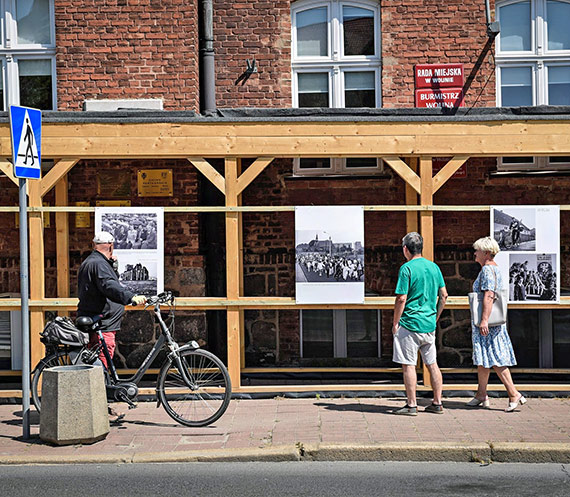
left=10, top=105, right=42, bottom=180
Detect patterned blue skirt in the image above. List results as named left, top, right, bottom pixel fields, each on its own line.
left=472, top=323, right=517, bottom=368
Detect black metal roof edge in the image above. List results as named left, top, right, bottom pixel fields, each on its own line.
left=0, top=106, right=569, bottom=123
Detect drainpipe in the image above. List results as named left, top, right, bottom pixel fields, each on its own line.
left=199, top=0, right=216, bottom=113
left=485, top=0, right=500, bottom=38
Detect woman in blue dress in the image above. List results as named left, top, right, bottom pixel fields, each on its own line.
left=466, top=236, right=527, bottom=412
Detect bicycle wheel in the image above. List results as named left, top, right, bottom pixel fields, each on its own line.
left=157, top=349, right=231, bottom=427
left=31, top=350, right=74, bottom=412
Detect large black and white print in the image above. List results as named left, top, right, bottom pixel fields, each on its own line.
left=509, top=253, right=557, bottom=302
left=295, top=206, right=364, bottom=304
left=492, top=207, right=536, bottom=251
left=95, top=207, right=164, bottom=297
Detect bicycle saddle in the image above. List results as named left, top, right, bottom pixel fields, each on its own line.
left=75, top=316, right=94, bottom=328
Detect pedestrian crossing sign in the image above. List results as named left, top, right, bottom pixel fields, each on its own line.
left=9, top=105, right=42, bottom=180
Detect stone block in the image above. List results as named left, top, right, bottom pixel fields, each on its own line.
left=40, top=365, right=109, bottom=446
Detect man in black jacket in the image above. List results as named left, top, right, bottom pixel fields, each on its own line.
left=77, top=231, right=146, bottom=370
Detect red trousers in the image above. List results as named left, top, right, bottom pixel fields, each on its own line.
left=88, top=331, right=117, bottom=369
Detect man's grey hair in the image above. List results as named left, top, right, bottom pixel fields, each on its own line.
left=402, top=232, right=423, bottom=256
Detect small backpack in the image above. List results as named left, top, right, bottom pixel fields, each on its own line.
left=40, top=317, right=89, bottom=347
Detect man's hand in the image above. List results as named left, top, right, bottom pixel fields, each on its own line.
left=132, top=295, right=147, bottom=306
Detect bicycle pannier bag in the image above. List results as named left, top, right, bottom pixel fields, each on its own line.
left=40, top=317, right=89, bottom=346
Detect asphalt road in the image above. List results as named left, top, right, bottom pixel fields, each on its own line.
left=1, top=461, right=569, bottom=496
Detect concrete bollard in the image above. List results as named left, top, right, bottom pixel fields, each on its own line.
left=40, top=364, right=110, bottom=445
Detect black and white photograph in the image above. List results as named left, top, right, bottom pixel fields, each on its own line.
left=100, top=212, right=158, bottom=250
left=295, top=206, right=364, bottom=304
left=492, top=207, right=536, bottom=251
left=508, top=253, right=558, bottom=302
left=95, top=207, right=164, bottom=297
left=116, top=254, right=158, bottom=297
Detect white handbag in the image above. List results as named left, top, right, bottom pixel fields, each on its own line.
left=468, top=266, right=508, bottom=327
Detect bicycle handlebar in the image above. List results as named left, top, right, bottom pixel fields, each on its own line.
left=137, top=291, right=174, bottom=308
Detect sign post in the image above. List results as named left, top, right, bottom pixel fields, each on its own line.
left=10, top=105, right=42, bottom=440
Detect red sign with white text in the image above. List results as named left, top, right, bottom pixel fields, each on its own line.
left=415, top=88, right=464, bottom=108
left=415, top=63, right=464, bottom=89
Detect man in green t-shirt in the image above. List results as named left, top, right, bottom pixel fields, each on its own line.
left=392, top=232, right=448, bottom=416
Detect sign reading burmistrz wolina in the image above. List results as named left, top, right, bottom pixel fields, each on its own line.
left=414, top=63, right=465, bottom=108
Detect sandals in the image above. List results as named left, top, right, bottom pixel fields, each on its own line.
left=466, top=396, right=490, bottom=408
left=505, top=394, right=527, bottom=412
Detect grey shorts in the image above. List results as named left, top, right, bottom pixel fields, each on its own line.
left=392, top=326, right=437, bottom=366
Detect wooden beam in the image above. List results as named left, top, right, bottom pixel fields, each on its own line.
left=55, top=175, right=70, bottom=317
left=225, top=158, right=241, bottom=389
left=0, top=159, right=18, bottom=186
left=432, top=156, right=469, bottom=193
left=188, top=158, right=226, bottom=195
left=235, top=157, right=274, bottom=195
left=383, top=156, right=421, bottom=194
left=237, top=159, right=246, bottom=370
left=40, top=159, right=79, bottom=198
left=419, top=157, right=434, bottom=261
left=405, top=158, right=419, bottom=233
left=27, top=180, right=45, bottom=368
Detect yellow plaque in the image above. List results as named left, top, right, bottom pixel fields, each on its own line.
left=95, top=200, right=132, bottom=207
left=75, top=201, right=90, bottom=228
left=137, top=169, right=173, bottom=197
left=96, top=170, right=131, bottom=198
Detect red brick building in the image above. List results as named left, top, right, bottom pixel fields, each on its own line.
left=1, top=0, right=569, bottom=380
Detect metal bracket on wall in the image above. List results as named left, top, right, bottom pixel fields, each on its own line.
left=234, top=58, right=258, bottom=86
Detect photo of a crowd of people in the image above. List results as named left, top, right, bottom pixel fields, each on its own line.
left=509, top=254, right=557, bottom=302
left=101, top=213, right=158, bottom=250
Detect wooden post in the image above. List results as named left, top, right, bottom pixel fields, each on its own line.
left=27, top=181, right=45, bottom=368
left=419, top=156, right=434, bottom=387
left=225, top=158, right=241, bottom=389
left=405, top=158, right=419, bottom=233
left=237, top=159, right=246, bottom=370
left=55, top=176, right=70, bottom=317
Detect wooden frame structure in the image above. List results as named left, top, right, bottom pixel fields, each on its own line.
left=1, top=111, right=570, bottom=395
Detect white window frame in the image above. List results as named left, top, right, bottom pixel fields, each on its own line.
left=0, top=0, right=57, bottom=110
left=300, top=309, right=381, bottom=358
left=496, top=0, right=570, bottom=171
left=292, top=0, right=382, bottom=176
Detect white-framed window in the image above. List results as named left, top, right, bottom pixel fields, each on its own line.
left=496, top=0, right=570, bottom=171
left=291, top=0, right=382, bottom=176
left=300, top=309, right=381, bottom=358
left=0, top=0, right=56, bottom=110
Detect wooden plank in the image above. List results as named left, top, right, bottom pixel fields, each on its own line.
left=383, top=156, right=421, bottom=194
left=405, top=157, right=419, bottom=233
left=188, top=158, right=226, bottom=195
left=237, top=159, right=246, bottom=370
left=235, top=157, right=274, bottom=195
left=225, top=158, right=241, bottom=389
left=40, top=159, right=79, bottom=198
left=432, top=156, right=470, bottom=193
left=0, top=159, right=18, bottom=186
left=55, top=176, right=70, bottom=318
left=27, top=180, right=45, bottom=368
left=419, top=157, right=434, bottom=261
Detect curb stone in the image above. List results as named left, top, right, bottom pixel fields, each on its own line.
left=491, top=442, right=570, bottom=463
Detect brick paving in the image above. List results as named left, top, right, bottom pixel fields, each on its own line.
left=0, top=396, right=568, bottom=460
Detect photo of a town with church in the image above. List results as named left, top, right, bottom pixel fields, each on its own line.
left=295, top=230, right=364, bottom=284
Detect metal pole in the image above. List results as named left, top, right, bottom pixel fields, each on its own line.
left=19, top=178, right=31, bottom=439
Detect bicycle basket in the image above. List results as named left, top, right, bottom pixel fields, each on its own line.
left=40, top=317, right=89, bottom=347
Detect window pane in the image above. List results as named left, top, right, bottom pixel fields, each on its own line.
left=346, top=310, right=378, bottom=358
left=302, top=310, right=334, bottom=358
left=345, top=158, right=378, bottom=168
left=343, top=6, right=374, bottom=56
left=345, top=71, right=375, bottom=107
left=507, top=310, right=539, bottom=367
left=19, top=59, right=53, bottom=110
left=553, top=310, right=570, bottom=367
left=299, top=158, right=332, bottom=169
left=501, top=157, right=535, bottom=164
left=501, top=67, right=532, bottom=106
left=499, top=1, right=531, bottom=51
left=548, top=66, right=570, bottom=105
left=0, top=72, right=4, bottom=111
left=298, top=73, right=329, bottom=107
left=297, top=7, right=328, bottom=56
left=547, top=1, right=570, bottom=50
left=16, top=0, right=51, bottom=45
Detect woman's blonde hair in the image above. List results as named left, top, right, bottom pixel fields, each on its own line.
left=473, top=236, right=500, bottom=256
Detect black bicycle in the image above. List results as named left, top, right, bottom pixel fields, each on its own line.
left=31, top=292, right=232, bottom=427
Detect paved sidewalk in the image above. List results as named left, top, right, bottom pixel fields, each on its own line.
left=0, top=396, right=569, bottom=464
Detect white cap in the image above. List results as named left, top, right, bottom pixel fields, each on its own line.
left=93, top=231, right=115, bottom=244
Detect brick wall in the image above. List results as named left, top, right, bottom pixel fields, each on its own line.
left=55, top=0, right=200, bottom=111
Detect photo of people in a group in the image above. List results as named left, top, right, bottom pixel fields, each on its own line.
left=509, top=253, right=557, bottom=302
left=492, top=207, right=536, bottom=251
left=295, top=206, right=364, bottom=304
left=95, top=207, right=164, bottom=297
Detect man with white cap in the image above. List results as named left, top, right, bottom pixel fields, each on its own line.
left=77, top=231, right=146, bottom=418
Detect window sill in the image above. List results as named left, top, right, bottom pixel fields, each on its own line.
left=285, top=174, right=391, bottom=181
